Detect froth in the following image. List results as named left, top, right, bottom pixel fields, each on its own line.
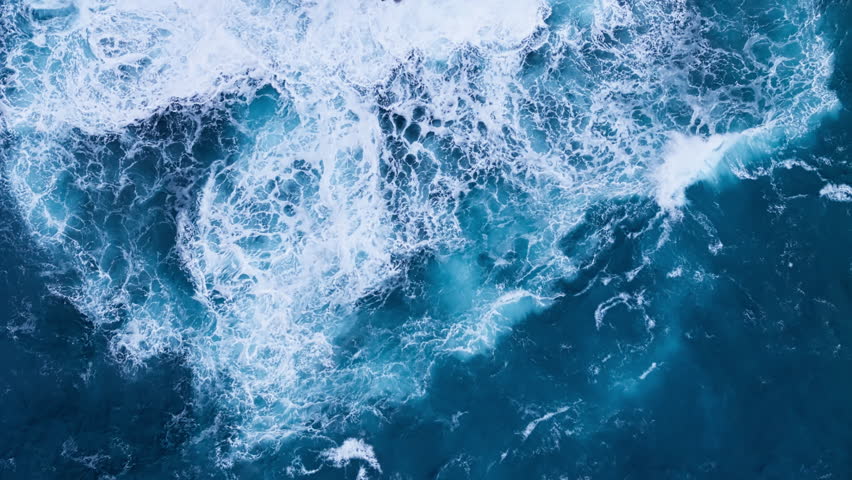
left=4, top=0, right=547, bottom=133
left=365, top=0, right=547, bottom=58
left=820, top=183, right=852, bottom=202
left=321, top=438, right=382, bottom=473
left=6, top=0, right=260, bottom=132
left=654, top=133, right=742, bottom=211
left=0, top=0, right=839, bottom=462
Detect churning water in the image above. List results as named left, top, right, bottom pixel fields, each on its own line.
left=1, top=0, right=851, bottom=478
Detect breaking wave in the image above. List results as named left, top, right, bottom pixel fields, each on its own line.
left=0, top=0, right=838, bottom=461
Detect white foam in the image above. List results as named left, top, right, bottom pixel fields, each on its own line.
left=521, top=405, right=572, bottom=440
left=438, top=271, right=558, bottom=357
left=594, top=293, right=629, bottom=330
left=667, top=267, right=683, bottom=279
left=820, top=183, right=852, bottom=202
left=365, top=0, right=546, bottom=59
left=321, top=438, right=382, bottom=473
left=1, top=0, right=840, bottom=459
left=639, top=361, right=659, bottom=380
left=7, top=0, right=261, bottom=132
left=27, top=0, right=74, bottom=10
left=4, top=0, right=546, bottom=133
left=654, top=133, right=742, bottom=211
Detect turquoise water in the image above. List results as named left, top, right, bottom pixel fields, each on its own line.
left=1, top=0, right=851, bottom=478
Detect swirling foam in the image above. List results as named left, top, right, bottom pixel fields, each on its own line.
left=0, top=0, right=838, bottom=460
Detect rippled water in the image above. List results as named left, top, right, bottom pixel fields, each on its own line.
left=1, top=0, right=850, bottom=478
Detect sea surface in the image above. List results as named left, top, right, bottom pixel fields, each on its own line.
left=1, top=0, right=851, bottom=478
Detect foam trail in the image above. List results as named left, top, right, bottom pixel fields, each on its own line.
left=521, top=405, right=573, bottom=440
left=639, top=362, right=660, bottom=380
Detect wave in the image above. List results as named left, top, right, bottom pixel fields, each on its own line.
left=0, top=0, right=838, bottom=461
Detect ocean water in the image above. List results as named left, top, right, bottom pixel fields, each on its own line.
left=0, top=0, right=850, bottom=478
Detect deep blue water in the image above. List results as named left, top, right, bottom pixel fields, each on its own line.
left=1, top=0, right=851, bottom=478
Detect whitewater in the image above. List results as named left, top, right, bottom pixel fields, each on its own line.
left=0, top=0, right=847, bottom=477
